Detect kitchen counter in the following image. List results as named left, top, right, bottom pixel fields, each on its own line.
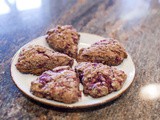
left=1, top=0, right=160, bottom=119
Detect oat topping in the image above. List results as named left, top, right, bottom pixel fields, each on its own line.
left=75, top=62, right=127, bottom=98
left=16, top=45, right=74, bottom=75
left=46, top=25, right=80, bottom=58
left=77, top=38, right=127, bottom=66
left=30, top=66, right=81, bottom=103
left=15, top=28, right=129, bottom=103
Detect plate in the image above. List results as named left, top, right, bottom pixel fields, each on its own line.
left=11, top=32, right=135, bottom=109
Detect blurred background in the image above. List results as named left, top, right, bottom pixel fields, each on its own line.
left=1, top=0, right=160, bottom=119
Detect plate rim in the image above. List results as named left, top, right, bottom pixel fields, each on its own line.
left=10, top=32, right=135, bottom=109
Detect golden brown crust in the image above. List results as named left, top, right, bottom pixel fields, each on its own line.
left=46, top=25, right=80, bottom=58
left=77, top=39, right=127, bottom=66
left=16, top=45, right=74, bottom=75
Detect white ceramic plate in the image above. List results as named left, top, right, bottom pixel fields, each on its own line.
left=11, top=33, right=135, bottom=109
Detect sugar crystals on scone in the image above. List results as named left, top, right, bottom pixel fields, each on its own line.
left=75, top=62, right=127, bottom=98
left=77, top=38, right=127, bottom=66
left=30, top=66, right=81, bottom=104
left=16, top=45, right=74, bottom=75
left=46, top=25, right=80, bottom=58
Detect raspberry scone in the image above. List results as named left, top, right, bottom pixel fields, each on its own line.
left=46, top=25, right=80, bottom=58
left=75, top=62, right=127, bottom=98
left=77, top=39, right=127, bottom=66
left=16, top=45, right=74, bottom=75
left=30, top=66, right=81, bottom=104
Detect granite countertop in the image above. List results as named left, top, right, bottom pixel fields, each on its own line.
left=1, top=0, right=160, bottom=119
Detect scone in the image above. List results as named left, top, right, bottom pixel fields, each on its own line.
left=16, top=45, right=74, bottom=75
left=30, top=66, right=81, bottom=104
left=75, top=62, right=127, bottom=98
left=77, top=39, right=127, bottom=66
left=46, top=25, right=80, bottom=58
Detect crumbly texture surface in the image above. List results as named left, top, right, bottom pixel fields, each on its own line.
left=75, top=62, right=127, bottom=98
left=77, top=39, right=127, bottom=66
left=30, top=66, right=81, bottom=104
left=46, top=25, right=80, bottom=58
left=16, top=45, right=74, bottom=75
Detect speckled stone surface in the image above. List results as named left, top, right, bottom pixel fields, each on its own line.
left=1, top=0, right=160, bottom=120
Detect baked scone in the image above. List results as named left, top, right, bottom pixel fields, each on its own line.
left=30, top=66, right=81, bottom=103
left=75, top=62, right=127, bottom=98
left=46, top=25, right=80, bottom=58
left=77, top=39, right=127, bottom=66
left=16, top=45, right=74, bottom=75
